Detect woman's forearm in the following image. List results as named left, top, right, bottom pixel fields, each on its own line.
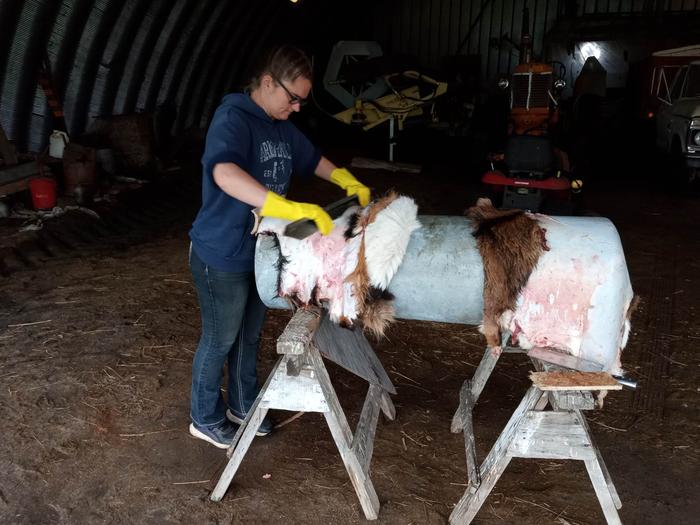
left=212, top=162, right=269, bottom=207
left=314, top=156, right=338, bottom=182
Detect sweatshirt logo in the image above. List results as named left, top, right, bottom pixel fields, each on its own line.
left=260, top=140, right=292, bottom=194
left=259, top=141, right=292, bottom=163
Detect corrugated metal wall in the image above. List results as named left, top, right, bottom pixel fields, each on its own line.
left=577, top=0, right=700, bottom=13
left=370, top=0, right=700, bottom=82
left=2, top=0, right=700, bottom=154
left=0, top=0, right=296, bottom=153
left=371, top=0, right=561, bottom=81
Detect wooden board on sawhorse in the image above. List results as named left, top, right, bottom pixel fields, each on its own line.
left=450, top=339, right=605, bottom=430
left=450, top=345, right=624, bottom=524
left=210, top=307, right=396, bottom=521
left=450, top=338, right=605, bottom=475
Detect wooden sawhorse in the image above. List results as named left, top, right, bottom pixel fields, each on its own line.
left=210, top=307, right=396, bottom=520
left=450, top=344, right=623, bottom=524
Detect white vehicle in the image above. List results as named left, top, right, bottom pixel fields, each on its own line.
left=656, top=58, right=700, bottom=184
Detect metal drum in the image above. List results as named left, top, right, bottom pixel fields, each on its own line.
left=254, top=214, right=633, bottom=373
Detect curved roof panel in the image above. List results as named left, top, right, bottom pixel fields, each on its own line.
left=0, top=0, right=292, bottom=153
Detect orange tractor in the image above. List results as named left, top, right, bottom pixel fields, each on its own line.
left=482, top=9, right=576, bottom=211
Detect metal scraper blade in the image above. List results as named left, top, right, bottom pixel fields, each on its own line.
left=527, top=347, right=604, bottom=372
left=283, top=195, right=360, bottom=240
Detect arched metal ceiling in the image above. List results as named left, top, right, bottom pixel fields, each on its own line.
left=0, top=0, right=302, bottom=153
left=6, top=0, right=699, bottom=155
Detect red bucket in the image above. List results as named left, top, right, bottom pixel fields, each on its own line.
left=29, top=177, right=57, bottom=210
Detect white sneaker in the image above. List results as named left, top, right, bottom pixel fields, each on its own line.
left=188, top=421, right=237, bottom=449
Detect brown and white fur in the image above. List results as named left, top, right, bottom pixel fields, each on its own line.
left=466, top=198, right=549, bottom=351
left=467, top=197, right=636, bottom=391
left=258, top=192, right=420, bottom=338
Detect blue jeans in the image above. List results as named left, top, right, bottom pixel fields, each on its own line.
left=189, top=247, right=267, bottom=427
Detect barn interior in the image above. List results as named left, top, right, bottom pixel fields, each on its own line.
left=1, top=1, right=699, bottom=523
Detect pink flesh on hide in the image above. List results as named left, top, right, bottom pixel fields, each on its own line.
left=309, top=227, right=351, bottom=314
left=271, top=214, right=363, bottom=323
left=508, top=255, right=602, bottom=355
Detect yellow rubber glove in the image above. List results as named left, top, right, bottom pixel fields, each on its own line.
left=260, top=192, right=334, bottom=235
left=330, top=168, right=371, bottom=206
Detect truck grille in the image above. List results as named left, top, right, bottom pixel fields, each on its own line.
left=512, top=72, right=552, bottom=109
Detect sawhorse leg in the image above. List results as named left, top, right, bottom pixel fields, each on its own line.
left=576, top=411, right=623, bottom=514
left=308, top=345, right=381, bottom=519
left=450, top=343, right=512, bottom=488
left=210, top=360, right=277, bottom=502
left=210, top=308, right=393, bottom=521
left=450, top=346, right=503, bottom=433
left=449, top=385, right=545, bottom=524
left=452, top=332, right=522, bottom=435
left=450, top=378, right=623, bottom=524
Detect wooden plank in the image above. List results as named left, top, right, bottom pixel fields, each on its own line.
left=451, top=351, right=623, bottom=524
left=213, top=310, right=388, bottom=519
left=210, top=356, right=283, bottom=501
left=584, top=458, right=623, bottom=524
left=478, top=386, right=545, bottom=478
left=529, top=371, right=622, bottom=391
left=451, top=379, right=467, bottom=433
left=306, top=343, right=352, bottom=446
left=228, top=356, right=281, bottom=457
left=509, top=411, right=594, bottom=460
left=531, top=358, right=596, bottom=410
left=308, top=344, right=380, bottom=520
left=210, top=405, right=268, bottom=502
left=449, top=386, right=544, bottom=524
left=553, top=389, right=596, bottom=411
left=324, top=408, right=380, bottom=520
left=378, top=389, right=395, bottom=420
left=313, top=311, right=396, bottom=394
left=276, top=307, right=321, bottom=355
left=575, top=410, right=622, bottom=510
left=284, top=354, right=304, bottom=376
left=451, top=347, right=502, bottom=433
left=458, top=380, right=481, bottom=489
left=351, top=384, right=382, bottom=474
left=535, top=392, right=551, bottom=411
left=259, top=355, right=328, bottom=413
left=471, top=347, right=503, bottom=400
left=450, top=451, right=513, bottom=525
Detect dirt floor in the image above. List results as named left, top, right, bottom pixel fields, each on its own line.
left=1, top=159, right=699, bottom=524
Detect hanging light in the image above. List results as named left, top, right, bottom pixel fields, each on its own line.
left=580, top=42, right=602, bottom=61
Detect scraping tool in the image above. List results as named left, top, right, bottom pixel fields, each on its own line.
left=283, top=194, right=360, bottom=240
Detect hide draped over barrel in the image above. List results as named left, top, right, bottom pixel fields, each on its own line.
left=255, top=201, right=634, bottom=375
left=256, top=193, right=421, bottom=337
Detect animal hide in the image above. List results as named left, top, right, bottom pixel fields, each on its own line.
left=258, top=192, right=420, bottom=337
left=466, top=198, right=549, bottom=349
left=467, top=198, right=635, bottom=375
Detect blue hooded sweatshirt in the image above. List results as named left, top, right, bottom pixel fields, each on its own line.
left=189, top=93, right=321, bottom=272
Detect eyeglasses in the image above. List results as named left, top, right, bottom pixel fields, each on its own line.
left=273, top=76, right=308, bottom=106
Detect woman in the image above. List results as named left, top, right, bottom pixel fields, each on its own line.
left=188, top=45, right=370, bottom=448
